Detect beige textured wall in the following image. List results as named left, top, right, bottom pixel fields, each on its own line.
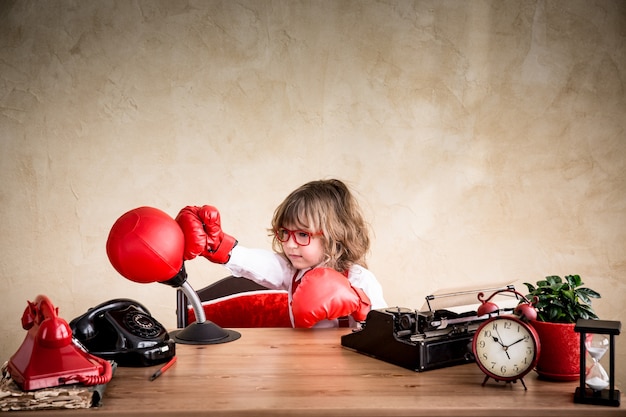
left=1, top=0, right=625, bottom=387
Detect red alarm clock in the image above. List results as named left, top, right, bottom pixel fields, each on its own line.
left=472, top=288, right=540, bottom=390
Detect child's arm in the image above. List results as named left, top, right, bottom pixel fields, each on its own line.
left=226, top=245, right=295, bottom=291
left=347, top=265, right=387, bottom=309
left=291, top=268, right=371, bottom=328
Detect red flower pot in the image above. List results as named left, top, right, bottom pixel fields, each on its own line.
left=530, top=320, right=587, bottom=381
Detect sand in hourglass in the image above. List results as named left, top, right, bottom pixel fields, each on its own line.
left=586, top=341, right=609, bottom=391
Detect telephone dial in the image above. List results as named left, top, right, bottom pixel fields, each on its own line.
left=70, top=299, right=175, bottom=367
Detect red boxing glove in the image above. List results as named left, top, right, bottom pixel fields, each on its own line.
left=291, top=268, right=371, bottom=328
left=175, top=205, right=237, bottom=264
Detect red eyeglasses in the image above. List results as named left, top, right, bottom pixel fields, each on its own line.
left=275, top=228, right=323, bottom=246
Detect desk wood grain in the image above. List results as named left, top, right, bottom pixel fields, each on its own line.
left=8, top=328, right=625, bottom=416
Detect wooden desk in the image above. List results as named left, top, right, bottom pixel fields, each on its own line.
left=9, top=328, right=625, bottom=416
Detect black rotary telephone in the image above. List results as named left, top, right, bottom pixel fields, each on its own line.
left=70, top=299, right=175, bottom=367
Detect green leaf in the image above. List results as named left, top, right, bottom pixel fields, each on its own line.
left=562, top=289, right=575, bottom=302
left=578, top=304, right=599, bottom=319
left=545, top=275, right=562, bottom=286
left=566, top=274, right=582, bottom=288
left=537, top=279, right=550, bottom=288
left=577, top=287, right=601, bottom=299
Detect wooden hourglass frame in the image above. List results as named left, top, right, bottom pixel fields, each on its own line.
left=574, top=319, right=621, bottom=407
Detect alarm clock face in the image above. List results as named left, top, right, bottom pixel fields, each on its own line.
left=473, top=316, right=539, bottom=381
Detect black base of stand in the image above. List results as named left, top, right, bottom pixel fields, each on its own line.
left=574, top=387, right=621, bottom=407
left=170, top=321, right=241, bottom=345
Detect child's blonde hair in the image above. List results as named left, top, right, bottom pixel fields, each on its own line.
left=270, top=179, right=370, bottom=272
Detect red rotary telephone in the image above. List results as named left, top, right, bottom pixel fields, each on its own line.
left=8, top=295, right=112, bottom=391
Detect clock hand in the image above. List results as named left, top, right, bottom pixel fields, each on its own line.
left=494, top=328, right=511, bottom=360
left=505, top=337, right=525, bottom=348
left=491, top=336, right=504, bottom=346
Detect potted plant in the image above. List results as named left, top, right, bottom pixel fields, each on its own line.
left=523, top=274, right=601, bottom=381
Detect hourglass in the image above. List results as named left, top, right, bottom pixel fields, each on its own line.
left=585, top=335, right=609, bottom=391
left=574, top=319, right=621, bottom=407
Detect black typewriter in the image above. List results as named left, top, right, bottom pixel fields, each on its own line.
left=341, top=284, right=519, bottom=372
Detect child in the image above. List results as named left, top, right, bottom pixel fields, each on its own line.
left=176, top=179, right=387, bottom=328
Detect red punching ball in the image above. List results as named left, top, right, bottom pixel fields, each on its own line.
left=106, top=207, right=184, bottom=283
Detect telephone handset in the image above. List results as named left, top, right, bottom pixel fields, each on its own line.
left=70, top=298, right=175, bottom=367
